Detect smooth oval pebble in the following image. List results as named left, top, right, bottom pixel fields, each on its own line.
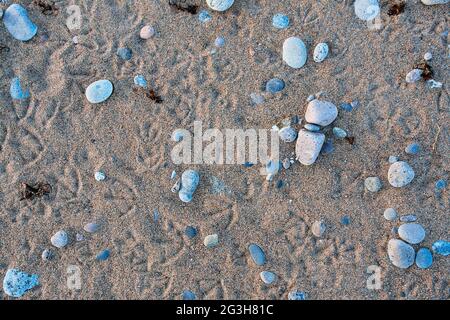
left=260, top=271, right=276, bottom=284
left=304, top=123, right=321, bottom=132
left=272, top=13, right=289, bottom=29
left=332, top=127, right=347, bottom=138
left=206, top=0, right=234, bottom=12
left=282, top=37, right=307, bottom=69
left=198, top=10, right=212, bottom=23
left=10, top=77, right=30, bottom=100
left=204, top=234, right=219, bottom=247
left=278, top=127, right=297, bottom=143
left=214, top=36, right=225, bottom=47
left=365, top=177, right=382, bottom=192
left=288, top=290, right=306, bottom=300
left=384, top=208, right=397, bottom=221
left=313, top=42, right=329, bottom=63
left=312, top=220, right=326, bottom=237
left=265, top=78, right=285, bottom=93
left=320, top=140, right=334, bottom=154
left=405, top=69, right=423, bottom=83
left=421, top=0, right=449, bottom=4
left=182, top=290, right=196, bottom=300
left=435, top=179, right=447, bottom=191
left=3, top=269, right=39, bottom=298
left=248, top=244, right=266, bottom=266
left=354, top=0, right=380, bottom=21
left=387, top=239, right=415, bottom=269
left=295, top=129, right=325, bottom=165
left=51, top=230, right=68, bottom=248
left=431, top=240, right=450, bottom=256
left=3, top=4, right=38, bottom=41
left=388, top=161, right=415, bottom=187
left=398, top=223, right=426, bottom=244
left=139, top=25, right=155, bottom=39
left=179, top=169, right=200, bottom=203
left=83, top=222, right=100, bottom=233
left=415, top=248, right=433, bottom=269
left=305, top=100, right=338, bottom=126
left=405, top=142, right=420, bottom=155
left=85, top=80, right=113, bottom=104
left=96, top=249, right=110, bottom=261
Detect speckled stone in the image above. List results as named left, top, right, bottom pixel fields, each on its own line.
left=278, top=127, right=297, bottom=143
left=383, top=208, right=397, bottom=221
left=272, top=13, right=289, bottom=29
left=288, top=290, right=307, bottom=300
left=295, top=130, right=325, bottom=165
left=206, top=0, right=234, bottom=12
left=313, top=42, right=329, bottom=63
left=185, top=226, right=197, bottom=239
left=41, top=249, right=53, bottom=261
left=354, top=0, right=380, bottom=21
left=431, top=240, right=450, bottom=256
left=388, top=161, right=415, bottom=187
left=400, top=214, right=417, bottom=223
left=387, top=239, right=415, bottom=269
left=3, top=4, right=38, bottom=41
left=139, top=25, right=155, bottom=39
left=3, top=269, right=39, bottom=298
left=365, top=177, right=382, bottom=192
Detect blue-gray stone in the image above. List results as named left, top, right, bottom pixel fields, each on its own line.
left=95, top=171, right=106, bottom=181
left=354, top=0, right=380, bottom=21
left=84, top=222, right=100, bottom=233
left=96, top=249, right=110, bottom=261
left=332, top=127, right=347, bottom=138
left=214, top=36, right=225, bottom=47
left=41, top=249, right=53, bottom=261
left=313, top=43, right=329, bottom=63
left=117, top=47, right=132, bottom=60
left=400, top=214, right=417, bottom=222
left=415, top=248, right=433, bottom=269
left=250, top=93, right=265, bottom=105
left=340, top=103, right=353, bottom=111
left=185, top=226, right=197, bottom=239
left=435, top=179, right=447, bottom=191
left=321, top=140, right=334, bottom=154
left=341, top=215, right=351, bottom=225
left=405, top=143, right=420, bottom=155
left=288, top=290, right=307, bottom=300
left=182, top=290, right=196, bottom=300
left=260, top=271, right=276, bottom=284
left=206, top=0, right=234, bottom=11
left=179, top=169, right=200, bottom=203
left=198, top=10, right=212, bottom=23
left=10, top=77, right=30, bottom=100
left=3, top=269, right=39, bottom=298
left=388, top=156, right=399, bottom=164
left=51, top=230, right=68, bottom=248
left=248, top=244, right=266, bottom=266
left=283, top=37, right=307, bottom=69
left=304, top=123, right=321, bottom=132
left=388, top=239, right=415, bottom=269
left=3, top=4, right=38, bottom=41
left=398, top=223, right=426, bottom=245
left=272, top=13, right=289, bottom=29
left=383, top=208, right=397, bottom=221
left=86, top=79, right=113, bottom=104
left=432, top=240, right=450, bottom=256
left=388, top=161, right=415, bottom=187
left=266, top=78, right=285, bottom=93
left=134, top=75, right=147, bottom=88
left=278, top=126, right=297, bottom=142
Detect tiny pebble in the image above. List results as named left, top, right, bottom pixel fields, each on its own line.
left=83, top=222, right=100, bottom=233
left=405, top=142, right=420, bottom=155
left=182, top=290, right=196, bottom=300
left=288, top=290, right=307, bottom=300
left=388, top=161, right=415, bottom=187
left=365, top=177, right=382, bottom=192
left=313, top=42, right=329, bottom=63
left=424, top=52, right=432, bottom=61
left=244, top=162, right=254, bottom=168
left=383, top=208, right=397, bottom=221
left=140, top=25, right=155, bottom=39
left=304, top=123, right=321, bottom=132
left=134, top=75, right=148, bottom=88
left=248, top=244, right=266, bottom=266
left=340, top=103, right=353, bottom=112
left=95, top=171, right=106, bottom=181
left=400, top=214, right=417, bottom=223
left=312, top=220, right=326, bottom=237
left=260, top=271, right=276, bottom=284
left=435, top=179, right=447, bottom=191
left=76, top=233, right=84, bottom=242
left=10, top=77, right=30, bottom=100
left=72, top=36, right=78, bottom=44
left=415, top=248, right=433, bottom=269
left=85, top=79, right=114, bottom=104
left=278, top=127, right=297, bottom=143
left=341, top=215, right=351, bottom=225
left=96, top=249, right=110, bottom=261
left=282, top=158, right=291, bottom=169
left=388, top=156, right=399, bottom=164
left=405, top=69, right=423, bottom=83
left=198, top=10, right=212, bottom=23
left=250, top=93, right=265, bottom=105
left=185, top=226, right=197, bottom=239
left=116, top=47, right=132, bottom=60
left=51, top=230, right=68, bottom=248
left=265, top=78, right=285, bottom=93
left=426, top=79, right=443, bottom=89
left=332, top=127, right=347, bottom=138
left=272, top=13, right=289, bottom=29
left=41, top=249, right=53, bottom=261
left=204, top=234, right=219, bottom=248
left=214, top=36, right=225, bottom=47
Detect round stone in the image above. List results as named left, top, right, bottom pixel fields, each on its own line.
left=3, top=4, right=38, bottom=41
left=51, top=230, right=68, bottom=248
left=341, top=215, right=351, bottom=225
left=405, top=143, right=420, bottom=155
left=388, top=161, right=415, bottom=187
left=206, top=0, right=234, bottom=12
left=265, top=78, right=285, bottom=93
left=95, top=171, right=106, bottom=181
left=204, top=234, right=219, bottom=247
left=295, top=130, right=325, bottom=165
left=365, top=177, right=382, bottom=192
left=305, top=100, right=338, bottom=126
left=85, top=80, right=113, bottom=104
left=248, top=244, right=266, bottom=266
left=383, top=208, right=397, bottom=221
left=282, top=37, right=307, bottom=69
left=279, top=127, right=297, bottom=143
left=117, top=47, right=132, bottom=60
left=272, top=13, right=289, bottom=29
left=312, top=220, right=326, bottom=237
left=198, top=10, right=212, bottom=23
left=354, top=0, right=380, bottom=21
left=140, top=25, right=155, bottom=39
left=435, top=179, right=447, bottom=191
left=134, top=75, right=148, bottom=88
left=185, top=226, right=197, bottom=239
left=424, top=52, right=432, bottom=61
left=415, top=248, right=433, bottom=269
left=3, top=269, right=39, bottom=298
left=84, top=222, right=100, bottom=233
left=260, top=271, right=276, bottom=284
left=387, top=239, right=415, bottom=269
left=313, top=42, right=329, bottom=63
left=398, top=223, right=426, bottom=244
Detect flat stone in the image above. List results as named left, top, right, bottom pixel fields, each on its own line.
left=204, top=234, right=219, bottom=248
left=185, top=226, right=197, bottom=239
left=383, top=208, right=397, bottom=221
left=388, top=161, right=415, bottom=187
left=332, top=127, right=347, bottom=138
left=313, top=43, right=329, bottom=63
left=305, top=100, right=338, bottom=126
left=260, top=271, right=276, bottom=284
left=283, top=37, right=307, bottom=69
left=421, top=0, right=449, bottom=5
left=206, top=0, right=234, bottom=11
left=398, top=223, right=426, bottom=244
left=85, top=79, right=113, bottom=104
left=400, top=214, right=417, bottom=223
left=405, top=143, right=420, bottom=155
left=3, top=4, right=38, bottom=41
left=304, top=123, right=321, bottom=132
left=288, top=290, right=307, bottom=300
left=3, top=269, right=39, bottom=298
left=117, top=47, right=132, bottom=60
left=51, top=230, right=68, bottom=248
left=248, top=244, right=266, bottom=266
left=354, top=0, right=380, bottom=21
left=431, top=240, right=450, bottom=256
left=415, top=248, right=433, bottom=269
left=134, top=75, right=148, bottom=88
left=387, top=239, right=415, bottom=269
left=95, top=171, right=106, bottom=181
left=406, top=69, right=423, bottom=83
left=295, top=130, right=325, bottom=165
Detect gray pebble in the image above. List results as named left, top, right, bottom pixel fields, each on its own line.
left=41, top=249, right=53, bottom=261
left=260, top=271, right=276, bottom=284
left=405, top=69, right=423, bottom=83
left=84, top=222, right=101, bottom=233
left=365, top=177, right=382, bottom=192
left=282, top=158, right=291, bottom=169
left=388, top=156, right=399, bottom=164
left=383, top=208, right=397, bottom=221
left=388, top=239, right=415, bottom=269
left=51, top=230, right=68, bottom=248
left=305, top=100, right=338, bottom=126
left=204, top=234, right=219, bottom=248
left=288, top=290, right=307, bottom=300
left=400, top=214, right=417, bottom=223
left=295, top=130, right=325, bottom=165
left=332, top=127, right=347, bottom=138
left=398, top=223, right=426, bottom=244
left=248, top=244, right=266, bottom=266
left=388, top=161, right=415, bottom=187
left=304, top=123, right=321, bottom=132
left=279, top=127, right=297, bottom=143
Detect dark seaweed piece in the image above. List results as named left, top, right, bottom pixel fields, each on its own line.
left=32, top=0, right=58, bottom=15
left=146, top=89, right=164, bottom=103
left=169, top=0, right=198, bottom=14
left=387, top=2, right=406, bottom=16
left=345, top=137, right=355, bottom=145
left=415, top=62, right=433, bottom=81
left=19, top=182, right=52, bottom=201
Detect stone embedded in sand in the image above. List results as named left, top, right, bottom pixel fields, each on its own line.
left=295, top=129, right=325, bottom=165
left=206, top=0, right=234, bottom=12
left=139, top=25, right=155, bottom=39
left=383, top=208, right=398, bottom=221
left=198, top=10, right=212, bottom=23
left=96, top=249, right=110, bottom=261
left=424, top=52, right=433, bottom=61
left=415, top=248, right=433, bottom=269
left=265, top=78, right=285, bottom=93
left=313, top=43, right=329, bottom=63
left=432, top=240, right=450, bottom=256
left=260, top=271, right=276, bottom=284
left=51, top=230, right=68, bottom=248
left=84, top=222, right=100, bottom=233
left=398, top=223, right=426, bottom=244
left=354, top=0, right=380, bottom=21
left=421, top=0, right=449, bottom=5
left=278, top=127, right=297, bottom=143
left=10, top=77, right=30, bottom=100
left=288, top=290, right=307, bottom=300
left=282, top=37, right=307, bottom=69
left=134, top=75, right=148, bottom=88
left=311, top=220, right=326, bottom=237
left=405, top=69, right=423, bottom=83
left=41, top=249, right=53, bottom=261
left=85, top=79, right=113, bottom=104
left=3, top=4, right=38, bottom=41
left=95, top=171, right=106, bottom=181
left=248, top=244, right=266, bottom=266
left=405, top=142, right=420, bottom=154
left=185, top=226, right=197, bottom=239
left=365, top=177, right=382, bottom=192
left=388, top=161, right=415, bottom=187
left=387, top=239, right=415, bottom=269
left=305, top=100, right=338, bottom=126
left=182, top=290, right=196, bottom=300
left=117, top=47, right=132, bottom=60
left=400, top=214, right=417, bottom=222
left=3, top=269, right=39, bottom=298
left=204, top=234, right=219, bottom=247
left=179, top=169, right=200, bottom=203
left=272, top=13, right=289, bottom=29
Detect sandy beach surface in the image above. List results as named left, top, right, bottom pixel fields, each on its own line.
left=0, top=0, right=448, bottom=300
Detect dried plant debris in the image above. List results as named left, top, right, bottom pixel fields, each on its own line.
left=415, top=62, right=433, bottom=81
left=169, top=0, right=198, bottom=14
left=32, top=0, right=59, bottom=15
left=345, top=136, right=355, bottom=145
left=133, top=87, right=163, bottom=103
left=19, top=182, right=52, bottom=201
left=387, top=2, right=406, bottom=16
